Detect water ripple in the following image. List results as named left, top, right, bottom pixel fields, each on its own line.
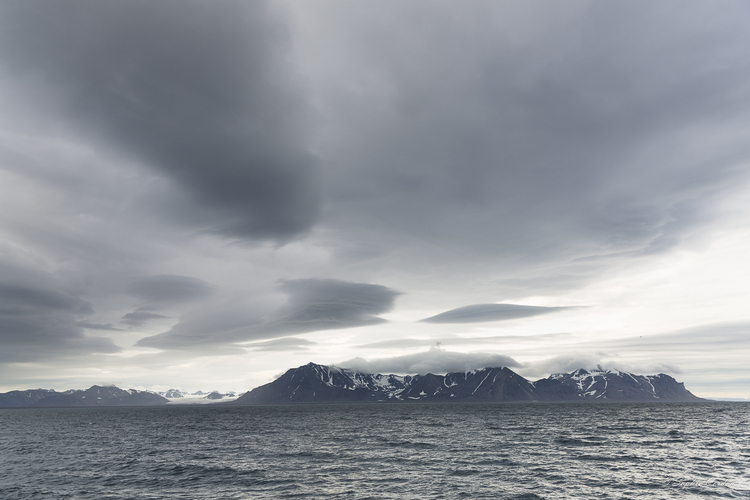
left=1, top=402, right=749, bottom=499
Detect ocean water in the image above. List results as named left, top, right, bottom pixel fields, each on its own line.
left=1, top=402, right=748, bottom=499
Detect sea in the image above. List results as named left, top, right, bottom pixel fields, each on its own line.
left=1, top=402, right=748, bottom=499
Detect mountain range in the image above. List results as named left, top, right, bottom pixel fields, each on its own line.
left=232, top=363, right=703, bottom=404
left=0, top=385, right=168, bottom=408
left=0, top=363, right=703, bottom=408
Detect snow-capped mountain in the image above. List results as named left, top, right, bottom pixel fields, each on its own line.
left=160, top=388, right=188, bottom=398
left=157, top=389, right=241, bottom=404
left=532, top=367, right=698, bottom=401
left=233, top=362, right=703, bottom=404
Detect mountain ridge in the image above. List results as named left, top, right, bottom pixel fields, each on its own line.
left=232, top=362, right=703, bottom=404
left=0, top=385, right=168, bottom=408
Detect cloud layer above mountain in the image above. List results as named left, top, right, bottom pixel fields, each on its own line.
left=341, top=349, right=522, bottom=375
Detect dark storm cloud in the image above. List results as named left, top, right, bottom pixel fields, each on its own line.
left=420, top=304, right=571, bottom=324
left=0, top=0, right=318, bottom=241
left=0, top=260, right=120, bottom=362
left=341, top=349, right=522, bottom=375
left=127, top=275, right=215, bottom=306
left=136, top=278, right=401, bottom=349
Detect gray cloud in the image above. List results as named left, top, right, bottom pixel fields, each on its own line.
left=520, top=354, right=615, bottom=379
left=0, top=282, right=93, bottom=317
left=244, top=337, right=317, bottom=352
left=136, top=278, right=401, bottom=349
left=0, top=260, right=120, bottom=363
left=504, top=323, right=750, bottom=380
left=355, top=332, right=573, bottom=349
left=75, top=321, right=124, bottom=332
left=602, top=322, right=750, bottom=352
left=121, top=311, right=170, bottom=328
left=420, top=304, right=571, bottom=324
left=127, top=275, right=215, bottom=307
left=304, top=1, right=750, bottom=295
left=266, top=278, right=400, bottom=334
left=343, top=348, right=684, bottom=380
left=120, top=275, right=212, bottom=327
left=517, top=354, right=684, bottom=380
left=0, top=0, right=318, bottom=241
left=340, top=348, right=522, bottom=375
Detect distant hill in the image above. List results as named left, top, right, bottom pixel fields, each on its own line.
left=0, top=385, right=168, bottom=408
left=232, top=362, right=704, bottom=404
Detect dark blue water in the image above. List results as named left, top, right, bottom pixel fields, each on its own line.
left=1, top=402, right=748, bottom=499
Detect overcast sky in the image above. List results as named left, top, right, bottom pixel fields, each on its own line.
left=1, top=0, right=749, bottom=398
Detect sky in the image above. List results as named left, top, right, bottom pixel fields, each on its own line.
left=1, top=1, right=749, bottom=398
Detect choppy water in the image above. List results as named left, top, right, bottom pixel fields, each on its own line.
left=1, top=402, right=749, bottom=499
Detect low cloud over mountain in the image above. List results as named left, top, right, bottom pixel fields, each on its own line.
left=341, top=349, right=522, bottom=376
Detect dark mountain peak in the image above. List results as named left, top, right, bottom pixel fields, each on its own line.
left=303, top=361, right=327, bottom=369
left=235, top=362, right=379, bottom=404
